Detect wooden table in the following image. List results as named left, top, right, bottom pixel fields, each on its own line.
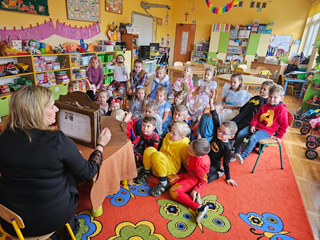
left=77, top=139, right=137, bottom=216
left=167, top=65, right=206, bottom=83
left=250, top=62, right=287, bottom=80
left=215, top=74, right=267, bottom=98
left=243, top=69, right=261, bottom=75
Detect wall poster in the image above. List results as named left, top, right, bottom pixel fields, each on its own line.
left=0, top=0, right=49, bottom=15
left=105, top=0, right=123, bottom=15
left=66, top=0, right=101, bottom=22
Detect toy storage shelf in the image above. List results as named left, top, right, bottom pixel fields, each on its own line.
left=0, top=92, right=12, bottom=99
left=304, top=101, right=319, bottom=106
left=35, top=68, right=70, bottom=74
left=0, top=72, right=33, bottom=80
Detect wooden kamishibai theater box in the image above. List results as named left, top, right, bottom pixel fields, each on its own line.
left=55, top=92, right=127, bottom=148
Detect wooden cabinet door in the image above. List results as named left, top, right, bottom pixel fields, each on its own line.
left=173, top=24, right=196, bottom=63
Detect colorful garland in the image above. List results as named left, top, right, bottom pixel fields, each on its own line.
left=205, top=0, right=239, bottom=14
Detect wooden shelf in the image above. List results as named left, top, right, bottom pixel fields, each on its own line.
left=229, top=37, right=249, bottom=39
left=0, top=92, right=12, bottom=99
left=35, top=68, right=70, bottom=74
left=104, top=72, right=113, bottom=75
left=228, top=45, right=247, bottom=48
left=71, top=65, right=88, bottom=68
left=74, top=77, right=88, bottom=80
left=312, top=86, right=320, bottom=91
left=227, top=52, right=245, bottom=55
left=192, top=51, right=208, bottom=53
left=304, top=100, right=319, bottom=106
left=0, top=72, right=33, bottom=80
left=0, top=55, right=31, bottom=59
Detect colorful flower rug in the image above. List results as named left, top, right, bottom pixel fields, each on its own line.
left=0, top=144, right=314, bottom=239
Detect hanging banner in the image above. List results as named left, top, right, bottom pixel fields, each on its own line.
left=0, top=20, right=100, bottom=42
left=0, top=0, right=49, bottom=16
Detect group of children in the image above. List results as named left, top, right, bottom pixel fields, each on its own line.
left=67, top=56, right=289, bottom=224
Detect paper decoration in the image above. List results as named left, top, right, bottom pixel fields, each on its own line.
left=0, top=0, right=49, bottom=15
left=0, top=20, right=55, bottom=42
left=105, top=0, right=123, bottom=15
left=67, top=0, right=101, bottom=22
left=0, top=20, right=100, bottom=42
left=205, top=0, right=239, bottom=14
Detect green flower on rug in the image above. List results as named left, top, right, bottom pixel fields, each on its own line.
left=107, top=220, right=165, bottom=240
left=157, top=195, right=231, bottom=238
left=164, top=203, right=181, bottom=216
left=248, top=215, right=264, bottom=227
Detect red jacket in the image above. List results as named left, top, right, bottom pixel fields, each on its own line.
left=251, top=103, right=288, bottom=139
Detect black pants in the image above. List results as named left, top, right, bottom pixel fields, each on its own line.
left=207, top=165, right=224, bottom=183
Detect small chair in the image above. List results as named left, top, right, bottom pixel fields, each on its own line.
left=195, top=63, right=205, bottom=68
left=259, top=70, right=271, bottom=79
left=237, top=64, right=248, bottom=71
left=256, top=66, right=267, bottom=71
left=0, top=204, right=76, bottom=240
left=174, top=61, right=183, bottom=66
left=234, top=67, right=244, bottom=74
left=251, top=112, right=294, bottom=173
left=211, top=58, right=219, bottom=67
left=185, top=61, right=192, bottom=65
left=271, top=70, right=278, bottom=83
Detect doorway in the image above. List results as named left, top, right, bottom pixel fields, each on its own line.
left=173, top=24, right=196, bottom=63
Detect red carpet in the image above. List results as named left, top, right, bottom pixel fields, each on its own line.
left=0, top=142, right=314, bottom=239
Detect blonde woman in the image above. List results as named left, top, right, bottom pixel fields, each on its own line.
left=0, top=85, right=111, bottom=238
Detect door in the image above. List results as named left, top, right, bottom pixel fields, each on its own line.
left=173, top=24, right=196, bottom=63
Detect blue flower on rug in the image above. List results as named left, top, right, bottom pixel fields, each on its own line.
left=107, top=181, right=151, bottom=207
left=48, top=210, right=102, bottom=240
left=157, top=195, right=231, bottom=238
left=239, top=212, right=296, bottom=240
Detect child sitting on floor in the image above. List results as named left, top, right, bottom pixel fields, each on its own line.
left=106, top=54, right=129, bottom=98
left=106, top=96, right=122, bottom=116
left=187, top=67, right=217, bottom=126
left=150, top=66, right=170, bottom=100
left=170, top=66, right=195, bottom=100
left=168, top=139, right=211, bottom=223
left=127, top=59, right=149, bottom=100
left=132, top=116, right=160, bottom=167
left=129, top=86, right=148, bottom=119
left=164, top=105, right=191, bottom=138
left=87, top=56, right=105, bottom=90
left=231, top=80, right=274, bottom=132
left=171, top=91, right=188, bottom=116
left=196, top=101, right=224, bottom=142
left=68, top=81, right=80, bottom=93
left=136, top=101, right=163, bottom=136
left=220, top=74, right=252, bottom=122
left=111, top=109, right=134, bottom=140
left=234, top=85, right=289, bottom=165
left=207, top=96, right=238, bottom=187
left=98, top=91, right=109, bottom=116
left=155, top=86, right=172, bottom=134
left=135, top=122, right=190, bottom=197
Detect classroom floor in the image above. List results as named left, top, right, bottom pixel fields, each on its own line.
left=146, top=76, right=320, bottom=239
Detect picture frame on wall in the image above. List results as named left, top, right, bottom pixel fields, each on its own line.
left=66, top=0, right=101, bottom=22
left=105, top=0, right=123, bottom=15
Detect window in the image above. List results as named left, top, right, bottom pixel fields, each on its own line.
left=303, top=13, right=320, bottom=57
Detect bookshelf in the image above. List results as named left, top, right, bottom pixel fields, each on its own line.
left=191, top=51, right=208, bottom=63
left=226, top=37, right=249, bottom=62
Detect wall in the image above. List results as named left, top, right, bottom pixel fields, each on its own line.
left=309, top=0, right=320, bottom=17
left=171, top=0, right=311, bottom=45
left=0, top=0, right=173, bottom=46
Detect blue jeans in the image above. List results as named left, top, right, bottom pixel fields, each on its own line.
left=234, top=126, right=270, bottom=160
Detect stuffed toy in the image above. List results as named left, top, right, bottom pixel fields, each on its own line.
left=0, top=41, right=7, bottom=56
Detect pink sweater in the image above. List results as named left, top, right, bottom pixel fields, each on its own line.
left=87, top=67, right=105, bottom=90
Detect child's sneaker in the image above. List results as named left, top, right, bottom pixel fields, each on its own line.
left=150, top=182, right=170, bottom=197
left=196, top=204, right=209, bottom=223
left=230, top=155, right=236, bottom=162
left=135, top=169, right=151, bottom=184
left=235, top=153, right=244, bottom=164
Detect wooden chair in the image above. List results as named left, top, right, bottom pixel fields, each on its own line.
left=234, top=67, right=244, bottom=74
left=185, top=61, right=192, bottom=65
left=251, top=112, right=294, bottom=173
left=271, top=70, right=278, bottom=83
left=0, top=204, right=76, bottom=240
left=174, top=61, right=183, bottom=66
left=218, top=60, right=231, bottom=74
left=256, top=66, right=267, bottom=71
left=195, top=63, right=205, bottom=68
left=259, top=70, right=271, bottom=79
left=211, top=58, right=219, bottom=67
left=237, top=64, right=248, bottom=71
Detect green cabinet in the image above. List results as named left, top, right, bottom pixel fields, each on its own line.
left=217, top=32, right=230, bottom=54
left=50, top=84, right=68, bottom=101
left=0, top=96, right=10, bottom=117
left=247, top=33, right=261, bottom=56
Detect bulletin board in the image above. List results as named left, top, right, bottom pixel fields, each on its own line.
left=0, top=0, right=49, bottom=15
left=269, top=35, right=292, bottom=52
left=105, top=0, right=123, bottom=14
left=66, top=0, right=101, bottom=22
left=132, top=12, right=154, bottom=46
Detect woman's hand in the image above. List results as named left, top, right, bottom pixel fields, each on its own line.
left=97, top=127, right=112, bottom=147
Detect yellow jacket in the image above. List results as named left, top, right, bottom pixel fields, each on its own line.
left=160, top=133, right=190, bottom=173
